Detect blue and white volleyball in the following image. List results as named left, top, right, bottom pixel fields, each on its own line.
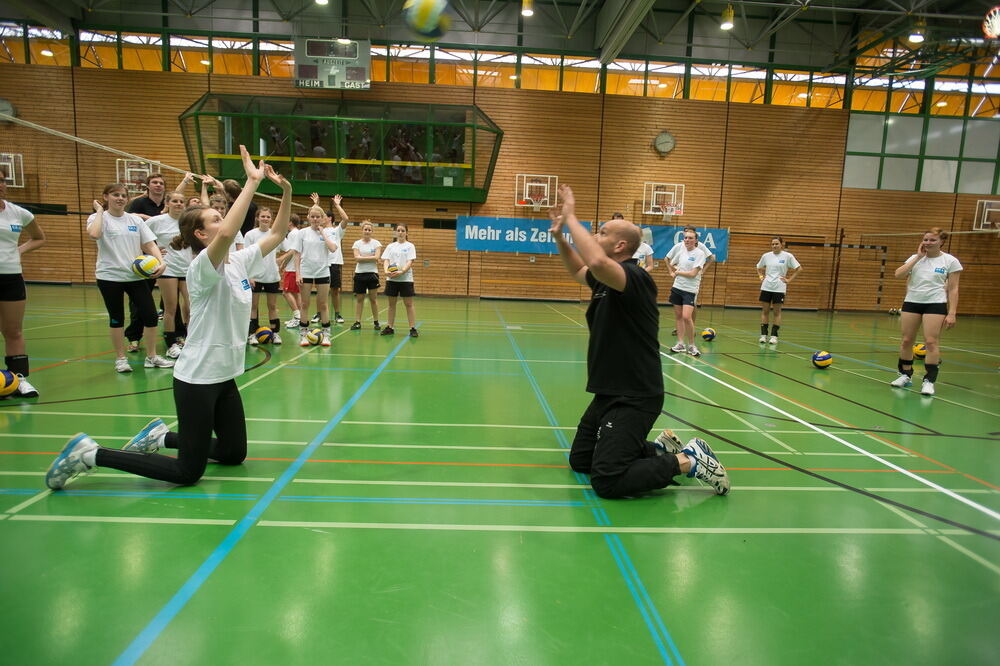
left=132, top=254, right=161, bottom=278
left=403, top=0, right=452, bottom=41
left=0, top=369, right=19, bottom=397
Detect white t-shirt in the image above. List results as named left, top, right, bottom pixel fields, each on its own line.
left=669, top=240, right=713, bottom=264
left=163, top=245, right=193, bottom=279
left=243, top=227, right=282, bottom=283
left=756, top=250, right=801, bottom=294
left=0, top=201, right=34, bottom=274
left=327, top=224, right=346, bottom=265
left=903, top=253, right=963, bottom=304
left=229, top=230, right=245, bottom=256
left=145, top=213, right=180, bottom=250
left=87, top=211, right=156, bottom=282
left=353, top=238, right=382, bottom=274
left=667, top=244, right=709, bottom=294
left=292, top=226, right=338, bottom=278
left=633, top=242, right=653, bottom=267
left=383, top=241, right=417, bottom=283
left=174, top=245, right=263, bottom=384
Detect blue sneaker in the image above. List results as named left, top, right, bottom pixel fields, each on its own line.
left=652, top=429, right=684, bottom=456
left=122, top=418, right=168, bottom=454
left=681, top=437, right=731, bottom=495
left=45, top=433, right=98, bottom=490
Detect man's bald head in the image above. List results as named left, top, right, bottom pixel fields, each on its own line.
left=601, top=218, right=641, bottom=258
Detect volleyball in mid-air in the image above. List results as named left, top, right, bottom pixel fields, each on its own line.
left=811, top=351, right=833, bottom=369
left=132, top=254, right=160, bottom=278
left=701, top=327, right=716, bottom=341
left=912, top=343, right=927, bottom=358
left=403, top=0, right=451, bottom=41
left=0, top=369, right=19, bottom=397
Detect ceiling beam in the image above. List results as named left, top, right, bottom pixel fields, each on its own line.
left=3, top=0, right=76, bottom=33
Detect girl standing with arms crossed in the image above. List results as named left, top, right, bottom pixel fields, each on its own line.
left=666, top=228, right=709, bottom=357
left=889, top=227, right=962, bottom=396
left=755, top=236, right=801, bottom=344
left=350, top=221, right=382, bottom=331
left=0, top=165, right=45, bottom=397
left=381, top=224, right=418, bottom=337
left=292, top=205, right=338, bottom=347
left=88, top=184, right=174, bottom=373
left=45, top=149, right=290, bottom=489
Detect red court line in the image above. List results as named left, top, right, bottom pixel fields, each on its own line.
left=32, top=349, right=116, bottom=372
left=698, top=357, right=1000, bottom=491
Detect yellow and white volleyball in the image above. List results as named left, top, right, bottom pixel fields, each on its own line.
left=387, top=264, right=399, bottom=274
left=403, top=0, right=452, bottom=41
left=306, top=328, right=323, bottom=345
left=132, top=254, right=161, bottom=278
left=0, top=369, right=19, bottom=397
left=912, top=343, right=927, bottom=358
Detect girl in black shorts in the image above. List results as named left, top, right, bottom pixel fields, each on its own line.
left=350, top=221, right=382, bottom=331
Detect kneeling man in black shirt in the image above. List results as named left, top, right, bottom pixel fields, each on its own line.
left=549, top=184, right=730, bottom=498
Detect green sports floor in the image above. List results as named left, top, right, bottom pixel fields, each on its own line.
left=2, top=285, right=999, bottom=665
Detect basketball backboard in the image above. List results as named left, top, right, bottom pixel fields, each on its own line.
left=642, top=182, right=685, bottom=220
left=116, top=159, right=152, bottom=195
left=515, top=174, right=558, bottom=213
left=973, top=199, right=1000, bottom=230
left=0, top=153, right=24, bottom=188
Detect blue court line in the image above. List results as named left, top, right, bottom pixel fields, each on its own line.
left=112, top=333, right=415, bottom=666
left=494, top=306, right=679, bottom=665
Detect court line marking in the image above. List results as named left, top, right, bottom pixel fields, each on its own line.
left=662, top=353, right=1000, bottom=523
left=545, top=303, right=585, bottom=328
left=24, top=314, right=107, bottom=332
left=9, top=515, right=235, bottom=525
left=111, top=333, right=413, bottom=666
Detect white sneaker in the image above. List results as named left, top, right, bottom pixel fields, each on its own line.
left=248, top=334, right=258, bottom=346
left=166, top=343, right=183, bottom=359
left=285, top=318, right=300, bottom=329
left=122, top=418, right=168, bottom=454
left=687, top=344, right=701, bottom=357
left=335, top=314, right=345, bottom=324
left=45, top=433, right=98, bottom=490
left=682, top=437, right=730, bottom=495
left=115, top=357, right=132, bottom=373
left=889, top=374, right=912, bottom=388
left=920, top=380, right=935, bottom=396
left=299, top=332, right=310, bottom=347
left=144, top=355, right=175, bottom=369
left=758, top=335, right=767, bottom=343
left=14, top=374, right=38, bottom=398
left=652, top=429, right=684, bottom=456
left=768, top=336, right=778, bottom=344
left=669, top=342, right=686, bottom=353
left=320, top=330, right=331, bottom=347
left=272, top=332, right=282, bottom=345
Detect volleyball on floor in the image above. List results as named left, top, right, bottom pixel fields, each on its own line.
left=254, top=327, right=274, bottom=344
left=131, top=254, right=160, bottom=278
left=0, top=370, right=19, bottom=397
left=811, top=351, right=833, bottom=369
left=306, top=328, right=323, bottom=345
left=402, top=0, right=451, bottom=40
left=701, top=327, right=716, bottom=341
left=913, top=343, right=927, bottom=358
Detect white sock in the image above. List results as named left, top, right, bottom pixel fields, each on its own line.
left=82, top=448, right=97, bottom=467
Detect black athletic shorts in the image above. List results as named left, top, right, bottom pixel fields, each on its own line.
left=384, top=281, right=415, bottom=298
left=328, top=264, right=343, bottom=288
left=353, top=272, right=380, bottom=294
left=0, top=273, right=26, bottom=302
left=902, top=301, right=948, bottom=315
left=161, top=274, right=186, bottom=282
left=668, top=287, right=697, bottom=307
left=759, top=290, right=786, bottom=304
left=252, top=281, right=281, bottom=294
left=301, top=276, right=330, bottom=285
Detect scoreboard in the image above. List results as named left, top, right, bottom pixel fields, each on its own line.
left=293, top=38, right=371, bottom=90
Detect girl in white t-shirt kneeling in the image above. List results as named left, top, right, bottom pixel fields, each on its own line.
left=350, top=220, right=382, bottom=331
left=381, top=224, right=418, bottom=337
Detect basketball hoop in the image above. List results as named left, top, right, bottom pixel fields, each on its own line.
left=984, top=6, right=1000, bottom=38
left=528, top=196, right=544, bottom=213
left=656, top=205, right=671, bottom=222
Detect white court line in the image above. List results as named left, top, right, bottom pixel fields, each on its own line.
left=0, top=471, right=276, bottom=482
left=23, top=314, right=107, bottom=333
left=876, top=502, right=1000, bottom=576
left=8, top=514, right=234, bottom=526
left=545, top=304, right=585, bottom=328
left=662, top=352, right=1000, bottom=523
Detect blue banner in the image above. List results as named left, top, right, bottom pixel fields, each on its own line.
left=455, top=216, right=729, bottom=262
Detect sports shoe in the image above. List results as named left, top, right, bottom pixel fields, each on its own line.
left=115, top=357, right=132, bottom=373
left=409, top=327, right=419, bottom=338
left=123, top=418, right=168, bottom=454
left=12, top=374, right=38, bottom=398
left=652, top=429, right=684, bottom=456
left=272, top=332, right=282, bottom=345
left=285, top=318, right=300, bottom=329
left=889, top=373, right=912, bottom=388
left=920, top=380, right=935, bottom=396
left=157, top=309, right=164, bottom=320
left=381, top=325, right=395, bottom=336
left=247, top=334, right=258, bottom=346
left=166, top=343, right=183, bottom=359
left=335, top=313, right=345, bottom=324
left=320, top=331, right=331, bottom=347
left=687, top=344, right=701, bottom=357
left=299, top=331, right=310, bottom=347
left=671, top=329, right=677, bottom=336
left=373, top=320, right=381, bottom=330
left=681, top=437, right=730, bottom=495
left=669, top=342, right=686, bottom=353
left=310, top=312, right=320, bottom=323
left=144, top=355, right=175, bottom=369
left=126, top=341, right=140, bottom=353
left=350, top=321, right=362, bottom=331
left=758, top=335, right=767, bottom=343
left=45, top=433, right=98, bottom=490
left=768, top=335, right=778, bottom=344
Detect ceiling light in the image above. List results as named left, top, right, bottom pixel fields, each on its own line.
left=936, top=100, right=948, bottom=107
left=40, top=49, right=54, bottom=57
left=200, top=59, right=210, bottom=65
left=720, top=4, right=735, bottom=31
left=337, top=38, right=351, bottom=45
left=315, top=0, right=329, bottom=5
left=658, top=83, right=667, bottom=88
left=521, top=0, right=534, bottom=17
left=909, top=18, right=926, bottom=44
left=509, top=74, right=518, bottom=79
left=797, top=92, right=809, bottom=98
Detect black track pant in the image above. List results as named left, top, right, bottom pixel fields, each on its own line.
left=96, top=279, right=157, bottom=329
left=124, top=279, right=156, bottom=341
left=568, top=393, right=680, bottom=499
left=95, top=378, right=247, bottom=485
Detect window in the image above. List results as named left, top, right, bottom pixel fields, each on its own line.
left=562, top=57, right=600, bottom=93
left=259, top=39, right=293, bottom=77
left=647, top=61, right=684, bottom=99
left=729, top=65, right=766, bottom=104
left=520, top=53, right=560, bottom=91
left=771, top=69, right=810, bottom=107
left=689, top=63, right=728, bottom=102
left=121, top=32, right=163, bottom=71
left=389, top=45, right=431, bottom=84
left=79, top=30, right=117, bottom=69
left=475, top=51, right=517, bottom=88
left=605, top=59, right=646, bottom=97
left=435, top=48, right=475, bottom=86
left=0, top=22, right=26, bottom=64
left=28, top=27, right=70, bottom=66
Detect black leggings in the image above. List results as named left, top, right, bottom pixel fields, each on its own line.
left=569, top=394, right=680, bottom=499
left=94, top=378, right=247, bottom=485
left=96, top=279, right=157, bottom=329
